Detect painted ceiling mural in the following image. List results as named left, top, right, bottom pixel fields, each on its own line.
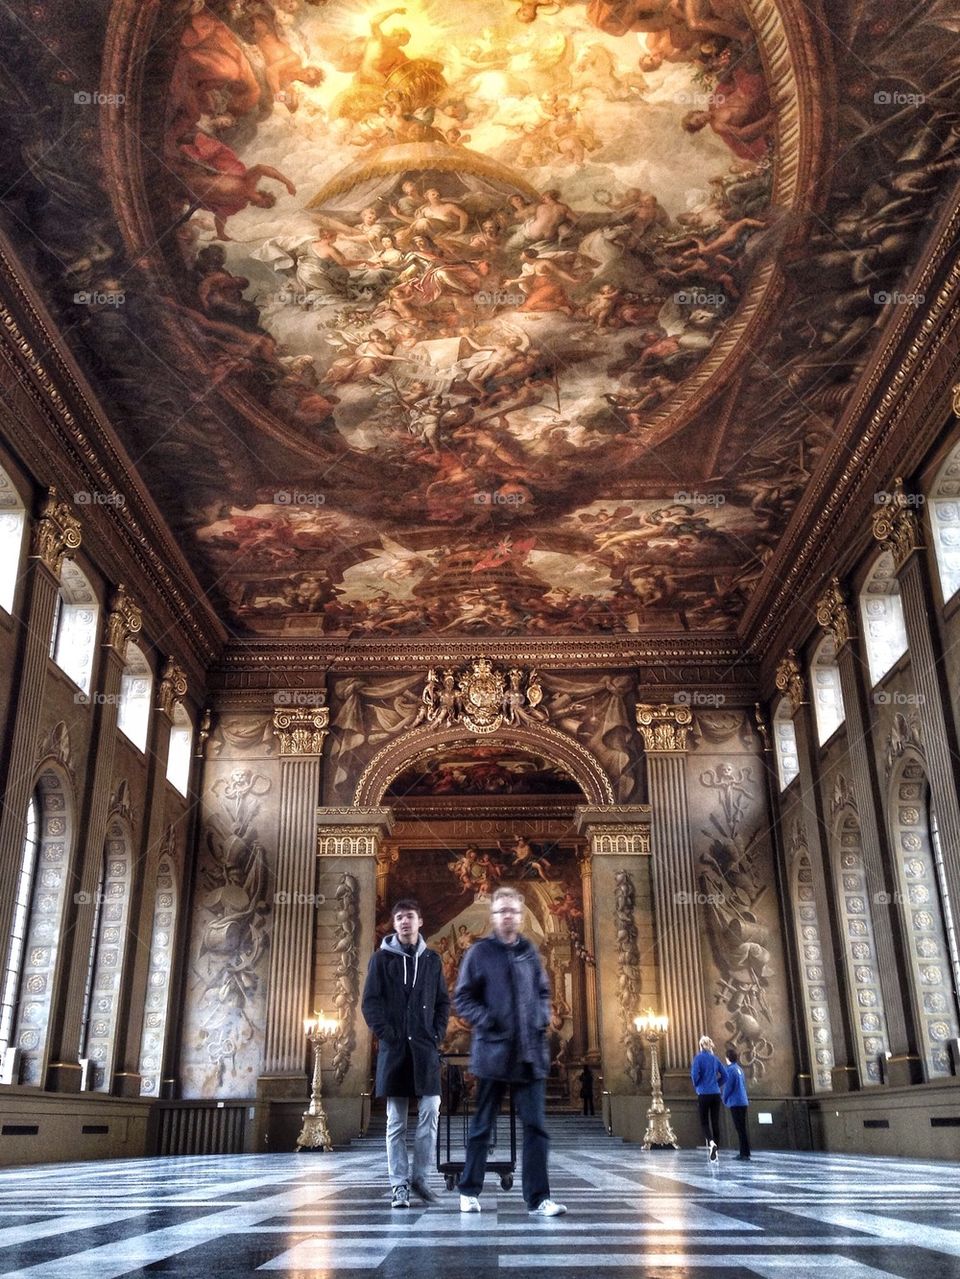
left=2, top=0, right=959, bottom=636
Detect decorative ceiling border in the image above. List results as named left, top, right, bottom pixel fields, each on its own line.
left=0, top=232, right=224, bottom=676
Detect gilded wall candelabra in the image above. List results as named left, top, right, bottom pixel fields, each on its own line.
left=297, top=1012, right=339, bottom=1152
left=634, top=1010, right=679, bottom=1150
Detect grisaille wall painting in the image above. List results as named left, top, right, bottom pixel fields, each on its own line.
left=3, top=0, right=959, bottom=636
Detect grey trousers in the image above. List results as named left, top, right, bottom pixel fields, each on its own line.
left=385, top=1094, right=441, bottom=1186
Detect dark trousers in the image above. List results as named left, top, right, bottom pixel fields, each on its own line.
left=582, top=1094, right=595, bottom=1116
left=697, top=1093, right=722, bottom=1145
left=459, top=1073, right=550, bottom=1209
left=728, top=1105, right=750, bottom=1157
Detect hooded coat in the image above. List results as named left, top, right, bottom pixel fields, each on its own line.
left=361, top=933, right=450, bottom=1098
left=454, top=933, right=551, bottom=1081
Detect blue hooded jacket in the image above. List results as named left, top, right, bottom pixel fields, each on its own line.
left=721, top=1060, right=749, bottom=1107
left=691, top=1049, right=725, bottom=1095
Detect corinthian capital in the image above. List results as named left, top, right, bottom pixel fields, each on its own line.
left=636, top=702, right=693, bottom=752
left=774, top=649, right=806, bottom=714
left=815, top=577, right=852, bottom=650
left=31, top=487, right=82, bottom=573
left=871, top=477, right=922, bottom=568
left=273, top=705, right=329, bottom=756
left=105, top=584, right=142, bottom=655
left=157, top=657, right=188, bottom=718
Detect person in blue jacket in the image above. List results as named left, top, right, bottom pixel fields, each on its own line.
left=721, top=1047, right=751, bottom=1160
left=690, top=1034, right=725, bottom=1160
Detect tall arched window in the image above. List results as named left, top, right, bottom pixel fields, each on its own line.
left=811, top=635, right=846, bottom=746
left=50, top=559, right=99, bottom=695
left=166, top=703, right=193, bottom=797
left=928, top=442, right=960, bottom=604
left=78, top=818, right=133, bottom=1091
left=0, top=466, right=26, bottom=615
left=859, top=551, right=908, bottom=687
left=0, top=796, right=39, bottom=1068
left=773, top=699, right=799, bottom=791
left=12, top=766, right=74, bottom=1085
left=117, top=641, right=153, bottom=752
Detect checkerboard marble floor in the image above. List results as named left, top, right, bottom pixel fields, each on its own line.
left=2, top=1121, right=959, bottom=1278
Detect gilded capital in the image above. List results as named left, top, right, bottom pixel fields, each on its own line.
left=814, top=576, right=852, bottom=649
left=273, top=705, right=329, bottom=756
left=157, top=657, right=188, bottom=718
left=871, top=477, right=922, bottom=568
left=636, top=702, right=693, bottom=752
left=31, top=487, right=82, bottom=574
left=774, top=649, right=806, bottom=714
left=105, top=583, right=143, bottom=655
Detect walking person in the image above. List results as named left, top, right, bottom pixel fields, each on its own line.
left=721, top=1048, right=751, bottom=1160
left=361, top=899, right=450, bottom=1208
left=691, top=1034, right=725, bottom=1161
left=454, top=886, right=567, bottom=1217
left=578, top=1063, right=595, bottom=1116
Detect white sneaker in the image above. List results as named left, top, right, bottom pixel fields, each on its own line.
left=709, top=1141, right=719, bottom=1162
left=460, top=1194, right=481, bottom=1212
left=530, top=1199, right=567, bottom=1216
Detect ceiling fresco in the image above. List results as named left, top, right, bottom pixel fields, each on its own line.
left=2, top=0, right=959, bottom=639
left=386, top=744, right=583, bottom=796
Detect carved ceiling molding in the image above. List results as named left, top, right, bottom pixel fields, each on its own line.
left=748, top=189, right=960, bottom=668
left=0, top=235, right=221, bottom=674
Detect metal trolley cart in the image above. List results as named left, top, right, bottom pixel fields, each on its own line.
left=437, top=1054, right=517, bottom=1192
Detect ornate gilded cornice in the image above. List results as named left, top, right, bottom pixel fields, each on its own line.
left=871, top=477, right=923, bottom=569
left=273, top=706, right=329, bottom=757
left=30, top=487, right=81, bottom=574
left=774, top=649, right=806, bottom=714
left=635, top=703, right=693, bottom=753
left=105, top=583, right=142, bottom=654
left=814, top=577, right=852, bottom=650
left=156, top=657, right=188, bottom=718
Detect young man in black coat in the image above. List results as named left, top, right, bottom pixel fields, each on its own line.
left=454, top=886, right=567, bottom=1217
left=361, top=899, right=450, bottom=1208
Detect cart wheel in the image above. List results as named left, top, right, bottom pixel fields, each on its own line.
left=500, top=1173, right=513, bottom=1191
left=444, top=1174, right=457, bottom=1191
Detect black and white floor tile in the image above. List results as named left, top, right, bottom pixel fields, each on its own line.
left=1, top=1118, right=959, bottom=1278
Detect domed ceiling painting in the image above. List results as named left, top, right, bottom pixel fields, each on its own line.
left=4, top=0, right=959, bottom=638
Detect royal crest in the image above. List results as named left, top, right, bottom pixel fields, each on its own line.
left=413, top=659, right=548, bottom=735
left=459, top=658, right=506, bottom=734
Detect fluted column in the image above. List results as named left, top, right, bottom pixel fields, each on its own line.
left=874, top=479, right=960, bottom=933
left=578, top=849, right=599, bottom=1060
left=113, top=659, right=187, bottom=1097
left=636, top=704, right=707, bottom=1071
left=815, top=578, right=922, bottom=1083
left=0, top=490, right=81, bottom=950
left=775, top=654, right=858, bottom=1090
left=47, top=584, right=142, bottom=1091
left=262, top=705, right=329, bottom=1074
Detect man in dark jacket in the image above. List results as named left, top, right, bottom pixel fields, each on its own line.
left=454, top=886, right=567, bottom=1217
left=361, top=899, right=450, bottom=1208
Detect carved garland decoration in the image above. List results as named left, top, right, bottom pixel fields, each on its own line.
left=614, top=869, right=643, bottom=1086
left=332, top=871, right=359, bottom=1083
